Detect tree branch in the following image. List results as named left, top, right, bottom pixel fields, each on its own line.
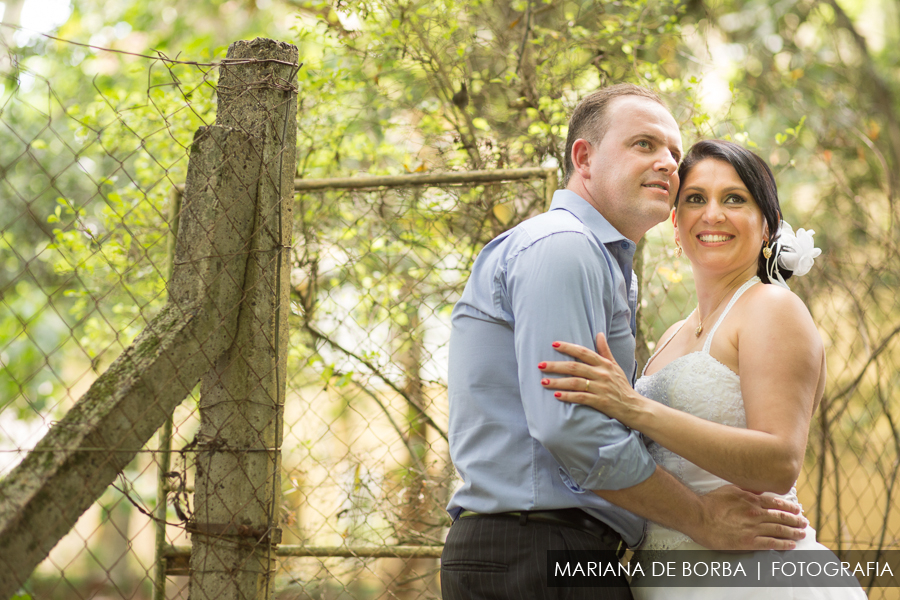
left=820, top=0, right=900, bottom=192
left=825, top=318, right=900, bottom=427
left=515, top=0, right=533, bottom=76
left=345, top=374, right=428, bottom=474
left=302, top=321, right=449, bottom=441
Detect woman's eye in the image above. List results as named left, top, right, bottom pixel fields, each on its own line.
left=725, top=194, right=746, bottom=204
left=685, top=194, right=704, bottom=203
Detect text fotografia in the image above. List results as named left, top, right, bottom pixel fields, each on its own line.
left=546, top=550, right=900, bottom=588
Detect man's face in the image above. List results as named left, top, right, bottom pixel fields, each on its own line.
left=579, top=96, right=683, bottom=241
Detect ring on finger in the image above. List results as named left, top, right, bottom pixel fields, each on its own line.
left=584, top=379, right=591, bottom=393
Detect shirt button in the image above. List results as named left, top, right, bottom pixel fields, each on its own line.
left=621, top=241, right=630, bottom=249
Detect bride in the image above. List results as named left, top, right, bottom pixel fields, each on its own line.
left=539, top=139, right=866, bottom=598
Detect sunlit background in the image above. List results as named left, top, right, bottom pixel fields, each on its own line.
left=1, top=0, right=898, bottom=598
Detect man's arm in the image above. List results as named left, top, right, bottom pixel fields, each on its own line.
left=507, top=231, right=655, bottom=491
left=508, top=231, right=807, bottom=550
left=596, top=466, right=807, bottom=551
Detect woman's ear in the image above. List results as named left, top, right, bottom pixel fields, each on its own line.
left=672, top=209, right=680, bottom=244
left=767, top=212, right=781, bottom=242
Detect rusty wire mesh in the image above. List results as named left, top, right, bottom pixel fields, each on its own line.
left=0, top=48, right=215, bottom=598
left=0, top=37, right=300, bottom=600
left=1, top=38, right=899, bottom=600
left=274, top=176, right=549, bottom=599
left=636, top=223, right=900, bottom=599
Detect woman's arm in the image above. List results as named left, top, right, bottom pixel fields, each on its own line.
left=539, top=287, right=823, bottom=494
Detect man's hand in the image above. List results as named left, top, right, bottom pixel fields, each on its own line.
left=595, top=467, right=807, bottom=552
left=690, top=485, right=808, bottom=551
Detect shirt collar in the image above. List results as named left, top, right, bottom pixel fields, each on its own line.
left=548, top=189, right=635, bottom=250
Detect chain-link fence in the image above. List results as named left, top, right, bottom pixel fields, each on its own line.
left=268, top=169, right=553, bottom=599
left=0, top=38, right=212, bottom=600
left=1, top=35, right=898, bottom=600
left=637, top=225, right=900, bottom=563
left=0, top=36, right=298, bottom=600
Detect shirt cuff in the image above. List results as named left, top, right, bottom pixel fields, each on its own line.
left=558, top=430, right=656, bottom=492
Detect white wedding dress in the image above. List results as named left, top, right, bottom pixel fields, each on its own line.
left=630, top=277, right=866, bottom=599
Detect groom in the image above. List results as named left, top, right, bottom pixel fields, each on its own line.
left=440, top=84, right=808, bottom=599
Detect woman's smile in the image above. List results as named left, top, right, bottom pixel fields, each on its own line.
left=675, top=158, right=766, bottom=275
left=696, top=232, right=735, bottom=244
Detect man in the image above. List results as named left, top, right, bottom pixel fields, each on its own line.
left=440, top=84, right=808, bottom=599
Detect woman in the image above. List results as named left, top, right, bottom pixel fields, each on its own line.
left=539, top=140, right=866, bottom=598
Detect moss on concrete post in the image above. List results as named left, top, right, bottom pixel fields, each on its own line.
left=0, top=125, right=261, bottom=599
left=188, top=38, right=297, bottom=600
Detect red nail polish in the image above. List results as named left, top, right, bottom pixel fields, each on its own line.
left=538, top=362, right=547, bottom=369
left=552, top=342, right=561, bottom=348
left=554, top=392, right=561, bottom=398
left=541, top=378, right=549, bottom=385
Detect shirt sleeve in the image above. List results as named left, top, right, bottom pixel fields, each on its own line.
left=505, top=231, right=656, bottom=491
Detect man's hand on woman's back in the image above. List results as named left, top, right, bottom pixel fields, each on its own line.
left=692, top=485, right=808, bottom=551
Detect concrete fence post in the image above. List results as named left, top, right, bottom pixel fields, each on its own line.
left=188, top=38, right=298, bottom=600
left=0, top=37, right=298, bottom=600
left=0, top=123, right=261, bottom=598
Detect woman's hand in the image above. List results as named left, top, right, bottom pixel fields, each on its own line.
left=538, top=333, right=647, bottom=428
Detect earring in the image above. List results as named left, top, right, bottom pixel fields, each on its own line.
left=674, top=239, right=683, bottom=258
left=763, top=240, right=772, bottom=260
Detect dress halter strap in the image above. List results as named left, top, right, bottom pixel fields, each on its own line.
left=641, top=317, right=690, bottom=377
left=701, top=276, right=761, bottom=354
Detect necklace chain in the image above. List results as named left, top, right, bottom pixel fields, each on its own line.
left=695, top=280, right=748, bottom=337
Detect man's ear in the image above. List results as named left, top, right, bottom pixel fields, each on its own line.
left=570, top=138, right=593, bottom=179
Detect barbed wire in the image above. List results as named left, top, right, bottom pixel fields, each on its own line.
left=0, top=22, right=300, bottom=69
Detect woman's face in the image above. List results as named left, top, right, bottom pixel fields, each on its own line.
left=674, top=158, right=767, bottom=277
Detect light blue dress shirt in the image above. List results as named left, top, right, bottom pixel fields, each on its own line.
left=446, top=189, right=656, bottom=547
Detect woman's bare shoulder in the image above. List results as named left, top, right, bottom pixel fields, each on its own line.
left=742, top=282, right=813, bottom=316
left=739, top=283, right=821, bottom=345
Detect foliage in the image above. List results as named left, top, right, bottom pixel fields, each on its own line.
left=0, top=0, right=285, bottom=424
left=296, top=0, right=685, bottom=176
left=1, top=0, right=693, bottom=423
left=672, top=0, right=900, bottom=554
left=4, top=0, right=899, bottom=596
left=682, top=0, right=900, bottom=428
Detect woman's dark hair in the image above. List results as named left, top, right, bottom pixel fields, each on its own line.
left=675, top=139, right=792, bottom=284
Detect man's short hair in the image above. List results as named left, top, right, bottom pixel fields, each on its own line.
left=563, top=84, right=667, bottom=186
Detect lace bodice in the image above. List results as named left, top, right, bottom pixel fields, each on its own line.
left=635, top=277, right=799, bottom=550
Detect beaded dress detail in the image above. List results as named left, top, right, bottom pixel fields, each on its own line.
left=630, top=278, right=867, bottom=599
left=635, top=277, right=799, bottom=551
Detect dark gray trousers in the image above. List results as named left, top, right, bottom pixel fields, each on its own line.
left=440, top=515, right=633, bottom=599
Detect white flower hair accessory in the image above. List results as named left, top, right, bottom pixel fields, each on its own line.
left=767, top=221, right=822, bottom=289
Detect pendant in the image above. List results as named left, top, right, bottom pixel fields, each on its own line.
left=695, top=324, right=703, bottom=337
